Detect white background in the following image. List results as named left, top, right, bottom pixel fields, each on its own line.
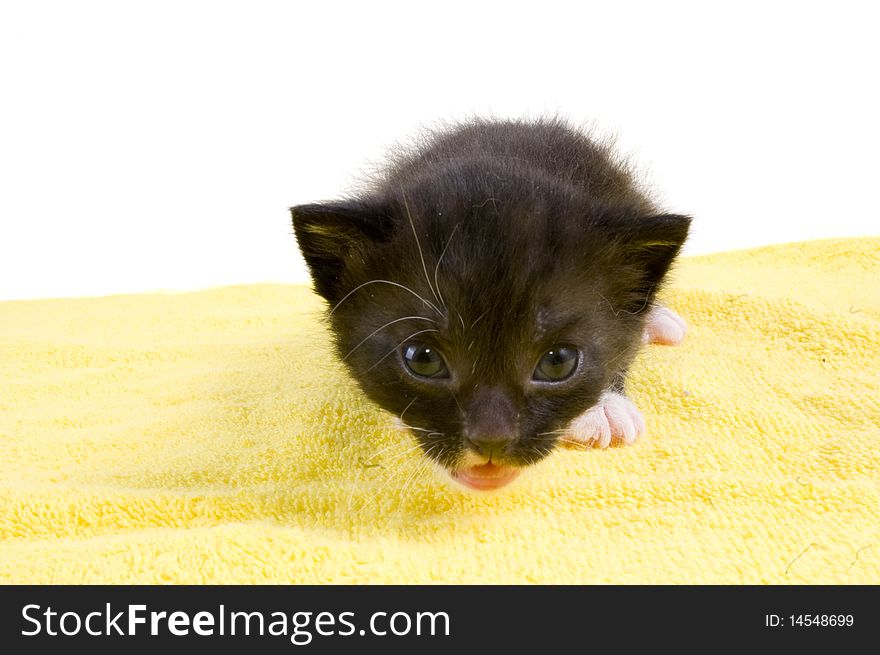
left=1, top=0, right=877, bottom=301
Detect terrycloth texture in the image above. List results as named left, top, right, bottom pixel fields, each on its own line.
left=1, top=238, right=878, bottom=584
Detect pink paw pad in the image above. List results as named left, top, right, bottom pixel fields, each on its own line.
left=563, top=391, right=646, bottom=449
left=643, top=305, right=687, bottom=345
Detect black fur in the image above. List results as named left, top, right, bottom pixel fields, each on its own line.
left=291, top=117, right=690, bottom=471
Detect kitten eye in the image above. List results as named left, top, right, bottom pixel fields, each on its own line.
left=403, top=344, right=449, bottom=379
left=533, top=346, right=579, bottom=381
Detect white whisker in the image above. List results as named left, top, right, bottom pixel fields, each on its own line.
left=470, top=309, right=489, bottom=329
left=351, top=435, right=444, bottom=521
left=369, top=440, right=424, bottom=461
left=398, top=453, right=429, bottom=497
left=537, top=429, right=570, bottom=437
left=450, top=390, right=465, bottom=414
left=433, top=222, right=459, bottom=309
left=399, top=397, right=417, bottom=424
left=398, top=445, right=439, bottom=497
left=599, top=286, right=655, bottom=317
left=330, top=279, right=442, bottom=317
left=342, top=316, right=435, bottom=361
left=346, top=438, right=421, bottom=514
left=402, top=192, right=442, bottom=308
left=604, top=342, right=637, bottom=370
left=351, top=453, right=418, bottom=521
left=365, top=328, right=439, bottom=373
left=399, top=423, right=434, bottom=434
left=598, top=293, right=622, bottom=318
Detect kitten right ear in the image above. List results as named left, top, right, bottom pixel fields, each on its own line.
left=291, top=200, right=394, bottom=302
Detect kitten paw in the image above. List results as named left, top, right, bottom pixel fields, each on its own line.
left=562, top=391, right=646, bottom=449
left=644, top=305, right=687, bottom=345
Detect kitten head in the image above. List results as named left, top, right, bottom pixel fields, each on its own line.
left=292, top=122, right=689, bottom=490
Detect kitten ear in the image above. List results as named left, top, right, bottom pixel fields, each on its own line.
left=624, top=213, right=691, bottom=285
left=290, top=200, right=394, bottom=302
left=603, top=213, right=691, bottom=311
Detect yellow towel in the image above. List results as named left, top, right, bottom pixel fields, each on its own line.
left=1, top=238, right=878, bottom=584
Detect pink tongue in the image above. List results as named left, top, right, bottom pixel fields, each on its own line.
left=470, top=463, right=505, bottom=476
left=453, top=463, right=520, bottom=490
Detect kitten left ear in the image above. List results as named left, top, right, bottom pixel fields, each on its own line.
left=624, top=213, right=691, bottom=284
left=607, top=213, right=690, bottom=308
left=290, top=200, right=394, bottom=302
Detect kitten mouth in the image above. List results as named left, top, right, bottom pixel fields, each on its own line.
left=451, top=462, right=520, bottom=491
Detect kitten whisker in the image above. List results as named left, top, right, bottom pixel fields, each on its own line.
left=398, top=424, right=433, bottom=434
left=402, top=192, right=444, bottom=310
left=345, top=442, right=425, bottom=515
left=397, top=447, right=434, bottom=498
left=353, top=437, right=445, bottom=522
left=634, top=285, right=656, bottom=315
left=345, top=468, right=361, bottom=515
left=368, top=439, right=424, bottom=461
left=536, top=429, right=570, bottom=437
left=361, top=440, right=424, bottom=477
left=399, top=397, right=417, bottom=425
left=604, top=342, right=638, bottom=370
left=598, top=287, right=655, bottom=317
left=342, top=316, right=435, bottom=361
left=409, top=442, right=443, bottom=484
left=598, top=293, right=622, bottom=318
left=433, top=222, right=460, bottom=309
left=351, top=450, right=422, bottom=521
left=345, top=437, right=423, bottom=515
left=470, top=309, right=489, bottom=329
left=450, top=390, right=465, bottom=415
left=366, top=328, right=439, bottom=373
left=330, top=279, right=443, bottom=317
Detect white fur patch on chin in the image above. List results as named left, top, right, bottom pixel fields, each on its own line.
left=562, top=391, right=646, bottom=449
left=643, top=304, right=687, bottom=345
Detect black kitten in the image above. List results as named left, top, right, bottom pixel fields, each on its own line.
left=291, top=117, right=690, bottom=490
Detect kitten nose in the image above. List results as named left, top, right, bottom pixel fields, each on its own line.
left=464, top=434, right=514, bottom=460
left=464, top=385, right=519, bottom=460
